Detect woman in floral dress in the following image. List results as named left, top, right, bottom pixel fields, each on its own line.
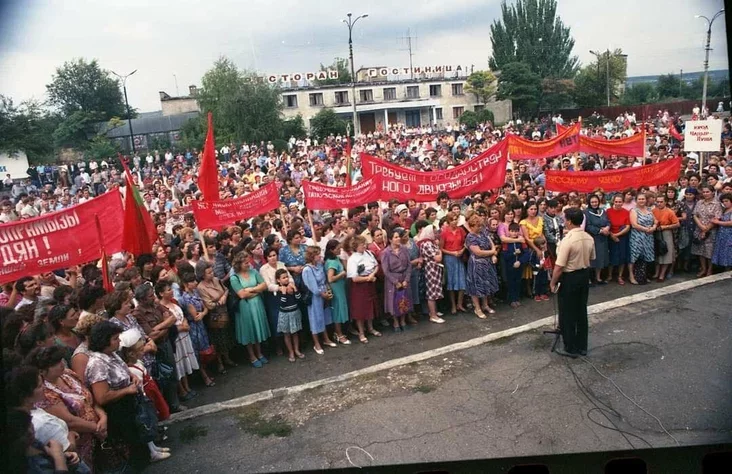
left=416, top=221, right=444, bottom=324
left=692, top=185, right=722, bottom=277
left=465, top=213, right=500, bottom=319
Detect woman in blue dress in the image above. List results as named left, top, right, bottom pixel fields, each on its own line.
left=711, top=192, right=732, bottom=269
left=324, top=240, right=351, bottom=345
left=629, top=193, right=658, bottom=285
left=278, top=229, right=308, bottom=288
left=465, top=213, right=500, bottom=318
left=302, top=246, right=336, bottom=355
left=179, top=272, right=215, bottom=387
left=230, top=250, right=271, bottom=368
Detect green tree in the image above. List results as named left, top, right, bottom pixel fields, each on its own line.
left=489, top=0, right=578, bottom=79
left=198, top=56, right=285, bottom=143
left=0, top=96, right=59, bottom=162
left=51, top=110, right=102, bottom=148
left=309, top=108, right=347, bottom=140
left=85, top=134, right=119, bottom=161
left=622, top=83, right=658, bottom=105
left=496, top=62, right=542, bottom=119
left=465, top=70, right=498, bottom=105
left=180, top=115, right=206, bottom=151
left=476, top=108, right=495, bottom=124
left=541, top=78, right=575, bottom=112
left=571, top=50, right=628, bottom=107
left=46, top=58, right=126, bottom=120
left=313, top=58, right=352, bottom=85
left=655, top=73, right=689, bottom=100
left=458, top=110, right=479, bottom=129
left=282, top=114, right=306, bottom=139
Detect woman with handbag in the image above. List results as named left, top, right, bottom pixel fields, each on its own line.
left=302, top=246, right=336, bottom=355
left=179, top=273, right=216, bottom=387
left=416, top=220, right=445, bottom=324
left=465, top=212, right=500, bottom=318
left=676, top=188, right=698, bottom=273
left=692, top=185, right=723, bottom=277
left=347, top=236, right=382, bottom=343
left=197, top=263, right=237, bottom=374
left=230, top=250, right=271, bottom=368
left=652, top=195, right=680, bottom=281
left=381, top=228, right=413, bottom=332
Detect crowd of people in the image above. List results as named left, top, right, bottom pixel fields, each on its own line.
left=2, top=110, right=732, bottom=472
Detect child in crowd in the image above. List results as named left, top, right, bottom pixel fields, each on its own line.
left=531, top=236, right=553, bottom=302
left=501, top=223, right=531, bottom=308
left=275, top=269, right=305, bottom=362
left=119, top=329, right=171, bottom=462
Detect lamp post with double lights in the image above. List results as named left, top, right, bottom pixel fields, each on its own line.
left=342, top=12, right=368, bottom=137
left=695, top=9, right=725, bottom=118
left=111, top=69, right=138, bottom=154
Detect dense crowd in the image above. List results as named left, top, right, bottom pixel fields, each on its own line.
left=2, top=110, right=732, bottom=473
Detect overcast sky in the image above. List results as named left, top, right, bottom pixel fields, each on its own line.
left=0, top=0, right=728, bottom=112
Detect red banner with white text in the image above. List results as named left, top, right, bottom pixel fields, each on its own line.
left=545, top=157, right=682, bottom=193
left=579, top=131, right=645, bottom=157
left=507, top=123, right=581, bottom=160
left=0, top=190, right=125, bottom=284
left=361, top=140, right=509, bottom=202
left=191, top=182, right=280, bottom=229
left=302, top=176, right=382, bottom=210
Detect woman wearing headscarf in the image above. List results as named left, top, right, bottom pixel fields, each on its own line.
left=584, top=194, right=611, bottom=284
left=416, top=220, right=445, bottom=324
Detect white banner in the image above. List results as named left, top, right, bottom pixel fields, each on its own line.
left=684, top=120, right=722, bottom=152
left=0, top=152, right=30, bottom=180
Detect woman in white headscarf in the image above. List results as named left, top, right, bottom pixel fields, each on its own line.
left=415, top=220, right=445, bottom=324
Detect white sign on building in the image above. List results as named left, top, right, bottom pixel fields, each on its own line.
left=0, top=151, right=30, bottom=179
left=684, top=120, right=722, bottom=152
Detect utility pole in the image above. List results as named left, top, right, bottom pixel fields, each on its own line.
left=679, top=69, right=683, bottom=96
left=400, top=28, right=417, bottom=79
left=605, top=49, right=611, bottom=107
left=343, top=12, right=369, bottom=136
left=173, top=74, right=179, bottom=96
left=696, top=9, right=725, bottom=118
left=111, top=69, right=138, bottom=154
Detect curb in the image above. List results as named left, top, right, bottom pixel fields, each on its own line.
left=164, top=271, right=732, bottom=424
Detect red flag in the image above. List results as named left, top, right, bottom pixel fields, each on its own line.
left=94, top=214, right=114, bottom=292
left=120, top=156, right=157, bottom=255
left=669, top=121, right=683, bottom=141
left=199, top=112, right=219, bottom=201
left=345, top=135, right=352, bottom=187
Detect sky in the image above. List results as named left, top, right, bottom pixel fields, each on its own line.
left=0, top=0, right=728, bottom=113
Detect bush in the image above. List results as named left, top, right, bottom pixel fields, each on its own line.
left=476, top=108, right=495, bottom=124
left=459, top=110, right=478, bottom=129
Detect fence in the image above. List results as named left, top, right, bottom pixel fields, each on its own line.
left=557, top=97, right=730, bottom=121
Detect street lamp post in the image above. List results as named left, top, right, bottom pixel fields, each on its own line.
left=342, top=12, right=368, bottom=137
left=111, top=69, right=138, bottom=154
left=695, top=9, right=725, bottom=118
left=589, top=50, right=611, bottom=107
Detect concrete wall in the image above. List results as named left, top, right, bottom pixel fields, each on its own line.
left=161, top=98, right=200, bottom=116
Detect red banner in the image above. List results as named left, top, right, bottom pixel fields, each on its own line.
left=579, top=131, right=645, bottom=157
left=191, top=182, right=280, bottom=229
left=507, top=123, right=580, bottom=160
left=0, top=191, right=125, bottom=284
left=545, top=157, right=682, bottom=193
left=302, top=176, right=381, bottom=210
left=361, top=140, right=509, bottom=202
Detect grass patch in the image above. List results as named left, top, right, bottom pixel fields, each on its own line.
left=413, top=384, right=435, bottom=394
left=237, top=407, right=293, bottom=438
left=179, top=424, right=208, bottom=443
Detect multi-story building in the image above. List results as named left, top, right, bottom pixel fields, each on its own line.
left=279, top=67, right=511, bottom=133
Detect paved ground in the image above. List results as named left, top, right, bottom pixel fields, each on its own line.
left=147, top=278, right=732, bottom=473
left=179, top=274, right=699, bottom=409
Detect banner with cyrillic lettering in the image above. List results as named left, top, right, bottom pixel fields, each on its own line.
left=191, top=181, right=280, bottom=229
left=545, top=157, right=682, bottom=193
left=578, top=131, right=645, bottom=157
left=302, top=176, right=381, bottom=210
left=507, top=123, right=580, bottom=160
left=361, top=140, right=509, bottom=202
left=0, top=190, right=125, bottom=284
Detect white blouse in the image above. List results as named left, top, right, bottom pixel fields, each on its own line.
left=347, top=251, right=378, bottom=279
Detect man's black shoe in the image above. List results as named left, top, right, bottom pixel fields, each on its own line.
left=579, top=350, right=587, bottom=356
left=555, top=348, right=578, bottom=359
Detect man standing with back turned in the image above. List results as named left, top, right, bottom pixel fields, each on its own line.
left=550, top=207, right=595, bottom=358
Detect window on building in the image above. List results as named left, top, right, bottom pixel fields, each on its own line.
left=334, top=91, right=349, bottom=105
left=359, top=89, right=374, bottom=103
left=435, top=108, right=443, bottom=120
left=284, top=95, right=298, bottom=108
left=383, top=87, right=396, bottom=100
left=406, top=86, right=420, bottom=99
left=453, top=106, right=464, bottom=119
left=309, top=93, right=324, bottom=106
left=429, top=85, right=442, bottom=97
left=451, top=83, right=464, bottom=96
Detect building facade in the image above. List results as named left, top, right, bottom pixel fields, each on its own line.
left=279, top=73, right=511, bottom=133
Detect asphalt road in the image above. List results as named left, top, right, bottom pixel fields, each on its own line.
left=147, top=277, right=732, bottom=473
left=177, top=274, right=700, bottom=409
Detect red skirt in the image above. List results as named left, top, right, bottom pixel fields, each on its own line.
left=349, top=281, right=378, bottom=321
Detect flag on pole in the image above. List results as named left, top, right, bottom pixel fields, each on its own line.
left=94, top=214, right=114, bottom=293
left=120, top=156, right=157, bottom=256
left=669, top=121, right=683, bottom=142
left=198, top=111, right=219, bottom=201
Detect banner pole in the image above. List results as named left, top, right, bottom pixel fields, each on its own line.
left=307, top=208, right=316, bottom=243
left=510, top=153, right=518, bottom=192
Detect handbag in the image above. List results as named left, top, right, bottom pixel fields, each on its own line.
left=207, top=304, right=230, bottom=329
left=133, top=391, right=159, bottom=443
left=226, top=275, right=242, bottom=315
left=198, top=345, right=217, bottom=365
left=300, top=267, right=314, bottom=306
left=692, top=228, right=708, bottom=245
left=393, top=288, right=410, bottom=317
left=654, top=231, right=668, bottom=256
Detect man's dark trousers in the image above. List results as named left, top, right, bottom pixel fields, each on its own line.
left=558, top=268, right=589, bottom=354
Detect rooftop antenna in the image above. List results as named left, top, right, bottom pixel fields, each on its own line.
left=399, top=28, right=417, bottom=79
